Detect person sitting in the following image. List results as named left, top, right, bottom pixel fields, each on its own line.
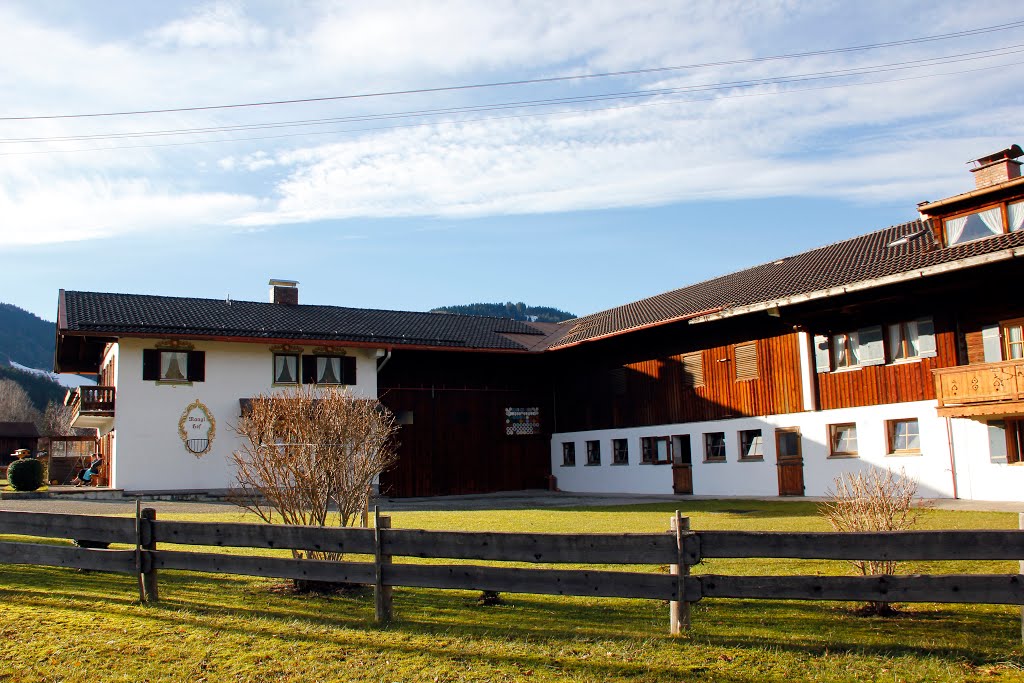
left=73, top=455, right=103, bottom=487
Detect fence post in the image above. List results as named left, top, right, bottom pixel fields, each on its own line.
left=1019, top=513, right=1023, bottom=644
left=141, top=507, right=159, bottom=603
left=134, top=500, right=145, bottom=603
left=670, top=511, right=691, bottom=636
left=374, top=507, right=393, bottom=625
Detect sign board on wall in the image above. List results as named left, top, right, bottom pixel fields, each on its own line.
left=505, top=407, right=540, bottom=436
left=179, top=399, right=216, bottom=456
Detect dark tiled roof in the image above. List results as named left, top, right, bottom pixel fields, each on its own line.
left=550, top=221, right=1024, bottom=348
left=0, top=422, right=40, bottom=438
left=61, top=292, right=547, bottom=351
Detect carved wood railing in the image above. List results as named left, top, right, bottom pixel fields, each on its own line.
left=66, top=385, right=116, bottom=415
left=933, top=360, right=1024, bottom=407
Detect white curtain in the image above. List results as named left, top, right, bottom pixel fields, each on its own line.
left=978, top=206, right=1003, bottom=235
left=1009, top=200, right=1024, bottom=232
left=945, top=216, right=968, bottom=244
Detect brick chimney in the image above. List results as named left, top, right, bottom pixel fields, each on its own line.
left=268, top=279, right=298, bottom=305
left=969, top=144, right=1023, bottom=189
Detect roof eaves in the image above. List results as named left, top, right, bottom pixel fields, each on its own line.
left=687, top=244, right=1024, bottom=325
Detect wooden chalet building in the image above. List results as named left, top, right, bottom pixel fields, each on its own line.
left=55, top=146, right=1024, bottom=500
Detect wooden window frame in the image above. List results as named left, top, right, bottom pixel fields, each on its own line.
left=828, top=423, right=859, bottom=457
left=681, top=352, right=705, bottom=388
left=737, top=429, right=763, bottom=461
left=641, top=436, right=672, bottom=465
left=1002, top=318, right=1024, bottom=361
left=886, top=418, right=922, bottom=456
left=703, top=432, right=726, bottom=462
left=585, top=440, right=601, bottom=466
left=272, top=353, right=300, bottom=385
left=1009, top=419, right=1024, bottom=465
left=561, top=442, right=576, bottom=467
left=612, top=438, right=629, bottom=465
left=941, top=199, right=1010, bottom=246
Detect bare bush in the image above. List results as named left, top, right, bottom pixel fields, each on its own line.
left=819, top=467, right=929, bottom=615
left=40, top=400, right=75, bottom=436
left=231, top=385, right=398, bottom=587
left=0, top=379, right=41, bottom=425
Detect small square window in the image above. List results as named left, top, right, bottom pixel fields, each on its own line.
left=562, top=442, right=576, bottom=467
left=738, top=429, right=763, bottom=460
left=586, top=440, right=601, bottom=466
left=704, top=432, right=726, bottom=462
left=887, top=419, right=921, bottom=454
left=829, top=423, right=858, bottom=456
left=612, top=439, right=629, bottom=465
left=273, top=354, right=299, bottom=384
left=159, top=351, right=189, bottom=382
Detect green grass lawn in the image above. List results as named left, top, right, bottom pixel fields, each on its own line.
left=1, top=500, right=1023, bottom=682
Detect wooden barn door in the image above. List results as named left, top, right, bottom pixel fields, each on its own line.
left=775, top=427, right=804, bottom=496
left=671, top=435, right=693, bottom=494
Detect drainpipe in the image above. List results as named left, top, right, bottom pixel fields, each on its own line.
left=945, top=416, right=959, bottom=500
left=376, top=348, right=393, bottom=373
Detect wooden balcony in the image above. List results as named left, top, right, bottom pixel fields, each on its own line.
left=933, top=360, right=1024, bottom=419
left=66, top=385, right=116, bottom=432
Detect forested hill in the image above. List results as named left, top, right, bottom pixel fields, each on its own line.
left=0, top=303, right=55, bottom=371
left=430, top=302, right=575, bottom=323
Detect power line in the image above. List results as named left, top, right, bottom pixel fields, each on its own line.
left=2, top=19, right=1023, bottom=121
left=4, top=43, right=1021, bottom=146
left=3, top=56, right=1018, bottom=157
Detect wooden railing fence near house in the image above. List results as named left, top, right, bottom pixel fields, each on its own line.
left=1, top=508, right=1024, bottom=639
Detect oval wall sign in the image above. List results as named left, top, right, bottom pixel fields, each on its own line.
left=178, top=399, right=216, bottom=457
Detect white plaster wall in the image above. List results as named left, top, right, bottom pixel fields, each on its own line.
left=948, top=417, right=1024, bottom=501
left=551, top=400, right=960, bottom=499
left=111, top=338, right=379, bottom=492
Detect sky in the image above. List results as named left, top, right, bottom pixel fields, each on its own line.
left=1, top=1, right=1022, bottom=323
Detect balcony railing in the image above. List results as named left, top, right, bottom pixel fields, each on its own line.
left=933, top=360, right=1024, bottom=418
left=66, top=386, right=115, bottom=429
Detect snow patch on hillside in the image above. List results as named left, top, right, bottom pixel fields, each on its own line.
left=9, top=361, right=96, bottom=389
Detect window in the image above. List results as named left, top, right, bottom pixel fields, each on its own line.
left=888, top=317, right=937, bottom=362
left=832, top=326, right=884, bottom=370
left=1004, top=319, right=1024, bottom=360
left=829, top=423, right=858, bottom=456
left=142, top=349, right=205, bottom=383
left=561, top=442, right=576, bottom=467
left=944, top=205, right=1005, bottom=245
left=586, top=440, right=601, bottom=466
left=887, top=418, right=921, bottom=454
left=681, top=353, right=704, bottom=387
left=734, top=343, right=758, bottom=381
left=1010, top=200, right=1024, bottom=233
left=301, top=355, right=357, bottom=385
left=989, top=420, right=1024, bottom=464
left=612, top=438, right=629, bottom=465
left=641, top=436, right=671, bottom=464
left=738, top=429, right=763, bottom=460
left=703, top=432, right=726, bottom=462
left=273, top=354, right=299, bottom=384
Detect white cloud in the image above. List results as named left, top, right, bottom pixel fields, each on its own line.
left=148, top=2, right=268, bottom=49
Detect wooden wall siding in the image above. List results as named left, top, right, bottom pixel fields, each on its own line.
left=554, top=332, right=803, bottom=433
left=377, top=387, right=550, bottom=498
left=816, top=327, right=956, bottom=410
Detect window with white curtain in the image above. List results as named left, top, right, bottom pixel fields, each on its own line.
left=1009, top=200, right=1024, bottom=233
left=944, top=206, right=1005, bottom=245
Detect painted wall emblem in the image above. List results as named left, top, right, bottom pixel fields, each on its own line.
left=178, top=399, right=216, bottom=456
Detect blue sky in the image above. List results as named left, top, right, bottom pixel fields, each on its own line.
left=1, top=1, right=1021, bottom=322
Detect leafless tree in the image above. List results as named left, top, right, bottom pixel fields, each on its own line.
left=231, top=385, right=398, bottom=586
left=0, top=379, right=41, bottom=425
left=40, top=400, right=75, bottom=436
left=819, top=468, right=929, bottom=615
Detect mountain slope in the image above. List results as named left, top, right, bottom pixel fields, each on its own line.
left=431, top=302, right=575, bottom=323
left=0, top=303, right=54, bottom=371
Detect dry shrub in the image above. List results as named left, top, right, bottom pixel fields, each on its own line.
left=232, top=386, right=398, bottom=588
left=819, top=468, right=929, bottom=615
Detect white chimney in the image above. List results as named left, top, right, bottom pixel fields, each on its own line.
left=268, top=279, right=299, bottom=305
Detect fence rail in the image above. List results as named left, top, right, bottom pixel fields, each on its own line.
left=1, top=508, right=1023, bottom=637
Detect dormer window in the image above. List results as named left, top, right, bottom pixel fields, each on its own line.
left=942, top=199, right=1024, bottom=246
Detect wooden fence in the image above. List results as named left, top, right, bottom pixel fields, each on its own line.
left=1, top=506, right=1023, bottom=637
